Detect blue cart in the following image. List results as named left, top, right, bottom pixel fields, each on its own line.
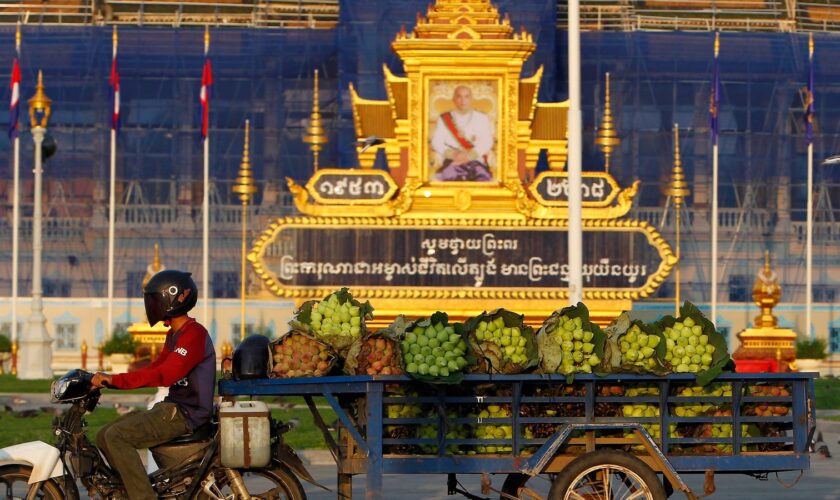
left=219, top=372, right=816, bottom=500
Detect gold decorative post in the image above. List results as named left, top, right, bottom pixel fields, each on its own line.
left=303, top=69, right=328, bottom=171
left=221, top=341, right=233, bottom=359
left=666, top=124, right=690, bottom=316
left=10, top=340, right=17, bottom=376
left=232, top=120, right=257, bottom=341
left=595, top=72, right=620, bottom=172
left=81, top=340, right=88, bottom=370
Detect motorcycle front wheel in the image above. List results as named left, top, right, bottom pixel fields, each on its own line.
left=202, top=464, right=306, bottom=500
left=0, top=464, right=69, bottom=499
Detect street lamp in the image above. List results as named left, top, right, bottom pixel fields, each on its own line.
left=19, top=70, right=54, bottom=380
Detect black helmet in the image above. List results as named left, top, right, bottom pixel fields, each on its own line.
left=232, top=335, right=271, bottom=381
left=143, top=270, right=198, bottom=326
left=51, top=369, right=94, bottom=403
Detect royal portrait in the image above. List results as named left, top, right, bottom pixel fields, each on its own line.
left=427, top=80, right=498, bottom=183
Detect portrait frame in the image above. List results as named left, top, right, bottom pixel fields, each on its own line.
left=424, top=78, right=501, bottom=184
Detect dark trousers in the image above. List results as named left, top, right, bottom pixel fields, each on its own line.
left=96, top=402, right=189, bottom=500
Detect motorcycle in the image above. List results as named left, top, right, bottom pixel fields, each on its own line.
left=0, top=369, right=318, bottom=499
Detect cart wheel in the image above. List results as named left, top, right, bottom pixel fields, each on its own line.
left=548, top=449, right=667, bottom=500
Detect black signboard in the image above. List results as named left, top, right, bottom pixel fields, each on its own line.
left=261, top=224, right=667, bottom=291
left=533, top=174, right=614, bottom=204
left=307, top=171, right=395, bottom=203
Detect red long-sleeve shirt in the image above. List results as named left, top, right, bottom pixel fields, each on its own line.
left=112, top=319, right=216, bottom=428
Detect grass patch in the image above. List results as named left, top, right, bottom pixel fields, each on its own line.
left=815, top=378, right=840, bottom=410
left=0, top=404, right=334, bottom=450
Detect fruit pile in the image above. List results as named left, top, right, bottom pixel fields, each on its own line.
left=662, top=316, right=715, bottom=373
left=271, top=333, right=335, bottom=378
left=469, top=310, right=536, bottom=373
left=672, top=384, right=732, bottom=417
left=402, top=315, right=469, bottom=378
left=521, top=385, right=585, bottom=439
left=475, top=405, right=513, bottom=454
left=619, top=323, right=662, bottom=371
left=351, top=336, right=402, bottom=376
left=744, top=384, right=790, bottom=417
left=417, top=409, right=471, bottom=455
left=309, top=292, right=363, bottom=339
left=383, top=390, right=424, bottom=454
left=540, top=311, right=601, bottom=374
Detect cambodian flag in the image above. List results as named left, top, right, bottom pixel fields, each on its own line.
left=805, top=33, right=814, bottom=145
left=199, top=57, right=212, bottom=139
left=110, top=37, right=120, bottom=132
left=8, top=57, right=20, bottom=140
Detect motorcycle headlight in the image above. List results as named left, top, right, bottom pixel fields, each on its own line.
left=51, top=378, right=71, bottom=402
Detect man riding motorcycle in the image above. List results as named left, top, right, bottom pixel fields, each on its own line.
left=92, top=270, right=215, bottom=500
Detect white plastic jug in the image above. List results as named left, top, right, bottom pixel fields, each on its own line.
left=219, top=400, right=271, bottom=468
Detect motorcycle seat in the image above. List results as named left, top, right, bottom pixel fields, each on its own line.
left=164, top=421, right=217, bottom=444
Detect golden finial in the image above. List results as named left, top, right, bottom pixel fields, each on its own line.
left=752, top=250, right=781, bottom=328
left=714, top=31, right=720, bottom=57
left=113, top=25, right=118, bottom=48
left=232, top=120, right=257, bottom=204
left=666, top=124, right=690, bottom=207
left=28, top=70, right=52, bottom=128
left=15, top=21, right=20, bottom=54
left=595, top=72, right=620, bottom=172
left=809, top=32, right=814, bottom=59
left=204, top=25, right=210, bottom=55
left=142, top=243, right=165, bottom=289
left=303, top=69, right=328, bottom=170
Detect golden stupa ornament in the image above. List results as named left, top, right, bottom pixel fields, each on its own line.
left=141, top=243, right=165, bottom=289
left=752, top=250, right=781, bottom=328
left=665, top=124, right=690, bottom=316
left=232, top=120, right=258, bottom=341
left=595, top=72, right=620, bottom=172
left=732, top=251, right=797, bottom=370
left=303, top=69, right=328, bottom=171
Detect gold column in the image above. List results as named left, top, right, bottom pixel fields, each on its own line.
left=595, top=72, right=620, bottom=172
left=666, top=124, right=690, bottom=316
left=303, top=69, right=328, bottom=171
left=81, top=340, right=88, bottom=370
left=231, top=120, right=257, bottom=341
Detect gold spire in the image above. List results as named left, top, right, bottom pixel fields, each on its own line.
left=595, top=72, right=620, bottom=172
left=15, top=21, right=20, bottom=54
left=113, top=25, right=118, bottom=49
left=232, top=119, right=257, bottom=204
left=809, top=32, right=814, bottom=59
left=204, top=25, right=210, bottom=55
left=303, top=69, right=328, bottom=170
left=752, top=250, right=782, bottom=328
left=666, top=124, right=690, bottom=206
left=667, top=124, right=690, bottom=316
left=28, top=70, right=52, bottom=128
left=141, top=243, right=165, bottom=289
left=714, top=31, right=720, bottom=57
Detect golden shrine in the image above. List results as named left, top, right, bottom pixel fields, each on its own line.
left=732, top=251, right=797, bottom=371
left=255, top=0, right=676, bottom=326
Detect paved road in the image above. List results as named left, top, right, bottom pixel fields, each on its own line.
left=298, top=430, right=840, bottom=499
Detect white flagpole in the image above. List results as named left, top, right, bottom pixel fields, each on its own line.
left=11, top=22, right=20, bottom=349
left=711, top=32, right=719, bottom=332
left=806, top=142, right=813, bottom=339
left=202, top=26, right=210, bottom=327
left=567, top=0, right=583, bottom=304
left=806, top=33, right=814, bottom=339
left=107, top=26, right=117, bottom=339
